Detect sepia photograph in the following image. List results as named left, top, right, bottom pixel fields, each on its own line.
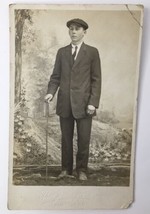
left=8, top=4, right=143, bottom=209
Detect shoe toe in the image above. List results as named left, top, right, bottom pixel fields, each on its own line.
left=79, top=172, right=87, bottom=181
left=58, top=170, right=68, bottom=178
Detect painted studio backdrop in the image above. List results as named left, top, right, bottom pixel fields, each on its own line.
left=13, top=8, right=142, bottom=186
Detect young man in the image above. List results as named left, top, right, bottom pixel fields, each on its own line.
left=45, top=18, right=101, bottom=181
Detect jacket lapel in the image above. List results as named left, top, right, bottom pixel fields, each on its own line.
left=65, top=44, right=73, bottom=67
left=72, top=43, right=86, bottom=69
left=65, top=43, right=87, bottom=68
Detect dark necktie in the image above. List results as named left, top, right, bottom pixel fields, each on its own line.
left=72, top=46, right=78, bottom=63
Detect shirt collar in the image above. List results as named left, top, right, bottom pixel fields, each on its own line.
left=71, top=41, right=83, bottom=49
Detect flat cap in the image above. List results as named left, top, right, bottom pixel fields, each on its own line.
left=66, top=18, right=89, bottom=30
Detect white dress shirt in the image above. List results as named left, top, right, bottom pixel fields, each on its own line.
left=71, top=42, right=83, bottom=60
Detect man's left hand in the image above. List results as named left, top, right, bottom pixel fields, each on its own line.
left=86, top=105, right=96, bottom=115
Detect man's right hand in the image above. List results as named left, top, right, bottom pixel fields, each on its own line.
left=45, top=94, right=53, bottom=103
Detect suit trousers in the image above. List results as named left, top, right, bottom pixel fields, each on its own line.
left=60, top=114, right=92, bottom=174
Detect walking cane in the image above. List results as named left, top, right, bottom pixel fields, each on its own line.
left=44, top=101, right=49, bottom=184
left=44, top=100, right=75, bottom=182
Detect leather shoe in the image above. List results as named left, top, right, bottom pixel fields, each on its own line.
left=78, top=171, right=88, bottom=181
left=58, top=170, right=69, bottom=178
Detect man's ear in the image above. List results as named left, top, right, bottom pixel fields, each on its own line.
left=84, top=30, right=87, bottom=35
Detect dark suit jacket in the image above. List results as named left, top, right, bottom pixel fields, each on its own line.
left=47, top=42, right=101, bottom=119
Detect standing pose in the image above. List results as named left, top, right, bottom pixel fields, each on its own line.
left=45, top=18, right=101, bottom=180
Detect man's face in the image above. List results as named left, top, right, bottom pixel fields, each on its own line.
left=69, top=24, right=86, bottom=44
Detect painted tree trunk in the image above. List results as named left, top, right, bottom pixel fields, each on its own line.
left=15, top=10, right=30, bottom=104
left=15, top=37, right=22, bottom=104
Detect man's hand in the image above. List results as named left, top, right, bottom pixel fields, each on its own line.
left=45, top=94, right=53, bottom=103
left=86, top=105, right=96, bottom=115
